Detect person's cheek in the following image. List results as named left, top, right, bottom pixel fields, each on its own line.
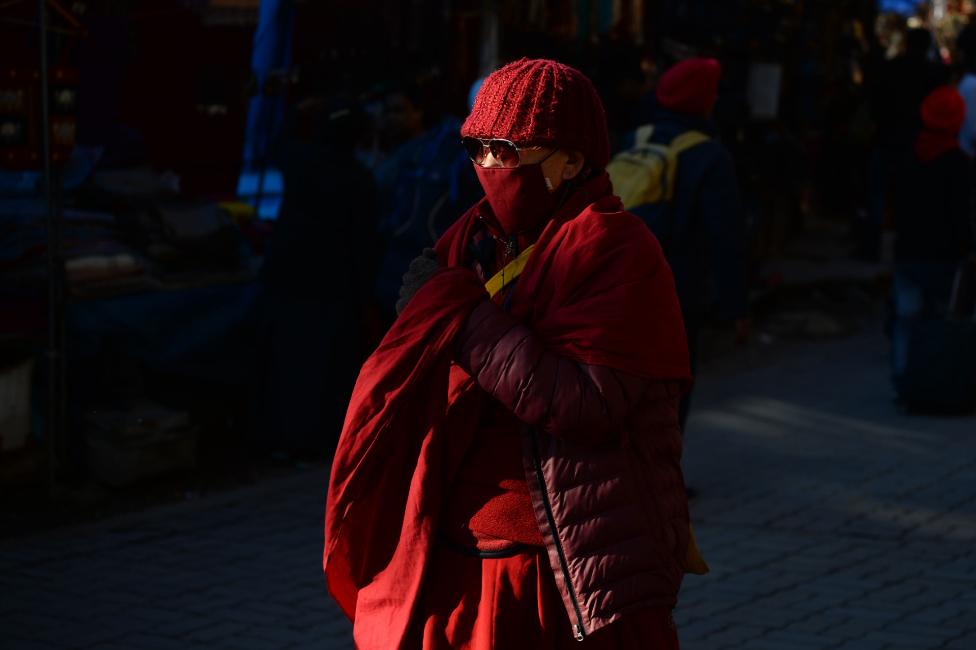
left=542, top=159, right=562, bottom=192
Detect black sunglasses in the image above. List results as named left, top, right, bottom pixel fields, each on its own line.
left=461, top=137, right=527, bottom=168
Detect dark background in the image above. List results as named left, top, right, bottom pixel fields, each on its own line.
left=0, top=0, right=972, bottom=531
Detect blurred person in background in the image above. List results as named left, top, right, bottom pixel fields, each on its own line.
left=955, top=18, right=976, bottom=157
left=257, top=94, right=378, bottom=456
left=372, top=71, right=481, bottom=322
left=867, top=27, right=950, bottom=260
left=870, top=27, right=950, bottom=153
left=325, top=58, right=700, bottom=649
left=618, top=57, right=750, bottom=434
left=890, top=85, right=974, bottom=402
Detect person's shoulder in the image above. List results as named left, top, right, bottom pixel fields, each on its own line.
left=686, top=135, right=726, bottom=159
left=656, top=116, right=722, bottom=156
left=567, top=201, right=665, bottom=261
left=959, top=73, right=976, bottom=92
left=675, top=135, right=731, bottom=180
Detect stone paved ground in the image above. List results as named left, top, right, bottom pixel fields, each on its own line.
left=3, top=326, right=975, bottom=649
left=678, top=330, right=976, bottom=650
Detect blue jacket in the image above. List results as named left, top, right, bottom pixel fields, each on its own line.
left=373, top=117, right=481, bottom=308
left=624, top=106, right=748, bottom=323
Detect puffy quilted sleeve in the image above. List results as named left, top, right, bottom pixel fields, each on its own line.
left=456, top=300, right=653, bottom=441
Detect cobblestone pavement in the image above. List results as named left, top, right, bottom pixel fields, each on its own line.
left=3, top=328, right=975, bottom=649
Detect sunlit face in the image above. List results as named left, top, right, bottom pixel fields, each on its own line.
left=480, top=145, right=585, bottom=192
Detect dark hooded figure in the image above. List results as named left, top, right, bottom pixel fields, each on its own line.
left=866, top=27, right=951, bottom=258
left=259, top=97, right=378, bottom=454
left=870, top=28, right=949, bottom=152
left=325, top=59, right=703, bottom=649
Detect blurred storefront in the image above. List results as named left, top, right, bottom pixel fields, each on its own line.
left=1, top=0, right=265, bottom=493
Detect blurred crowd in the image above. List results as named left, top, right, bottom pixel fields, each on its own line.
left=255, top=5, right=976, bottom=456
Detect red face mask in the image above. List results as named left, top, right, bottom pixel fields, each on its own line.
left=474, top=163, right=558, bottom=235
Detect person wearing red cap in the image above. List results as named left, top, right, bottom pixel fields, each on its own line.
left=890, top=85, right=975, bottom=406
left=623, top=57, right=749, bottom=435
left=325, top=58, right=697, bottom=649
left=655, top=57, right=722, bottom=119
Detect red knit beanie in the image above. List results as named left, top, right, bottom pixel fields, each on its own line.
left=656, top=58, right=722, bottom=117
left=461, top=58, right=611, bottom=169
left=920, top=85, right=966, bottom=134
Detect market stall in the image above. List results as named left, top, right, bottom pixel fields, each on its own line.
left=1, top=0, right=265, bottom=488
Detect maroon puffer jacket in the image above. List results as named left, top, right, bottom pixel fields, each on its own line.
left=457, top=300, right=690, bottom=641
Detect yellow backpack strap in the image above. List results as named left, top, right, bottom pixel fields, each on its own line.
left=484, top=244, right=536, bottom=299
left=663, top=130, right=710, bottom=200
left=670, top=129, right=710, bottom=155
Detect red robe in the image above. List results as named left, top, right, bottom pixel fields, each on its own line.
left=324, top=173, right=689, bottom=649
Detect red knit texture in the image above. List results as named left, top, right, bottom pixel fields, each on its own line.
left=920, top=85, right=966, bottom=133
left=461, top=58, right=611, bottom=169
left=656, top=57, right=722, bottom=117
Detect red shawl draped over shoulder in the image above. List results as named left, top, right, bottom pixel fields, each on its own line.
left=324, top=172, right=689, bottom=649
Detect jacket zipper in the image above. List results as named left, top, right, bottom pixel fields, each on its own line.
left=529, top=428, right=586, bottom=642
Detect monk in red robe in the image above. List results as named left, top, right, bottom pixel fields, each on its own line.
left=325, top=58, right=698, bottom=649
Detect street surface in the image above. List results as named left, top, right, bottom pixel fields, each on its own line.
left=4, top=326, right=975, bottom=649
